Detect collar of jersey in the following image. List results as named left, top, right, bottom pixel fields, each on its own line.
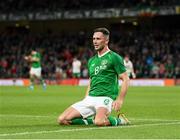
left=98, top=48, right=110, bottom=58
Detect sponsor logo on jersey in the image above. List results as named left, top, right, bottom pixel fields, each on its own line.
left=101, top=59, right=108, bottom=65
left=94, top=59, right=108, bottom=75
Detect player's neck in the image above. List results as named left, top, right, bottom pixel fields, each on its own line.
left=98, top=46, right=110, bottom=57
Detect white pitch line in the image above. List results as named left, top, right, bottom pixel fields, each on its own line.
left=0, top=114, right=180, bottom=122
left=0, top=122, right=180, bottom=137
left=130, top=118, right=180, bottom=122
left=0, top=114, right=55, bottom=118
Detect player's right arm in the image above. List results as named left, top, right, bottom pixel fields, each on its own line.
left=85, top=79, right=91, bottom=97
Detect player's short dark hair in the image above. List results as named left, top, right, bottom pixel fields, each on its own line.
left=93, top=27, right=110, bottom=36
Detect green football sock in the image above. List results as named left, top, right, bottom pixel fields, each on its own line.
left=38, top=77, right=44, bottom=85
left=71, top=118, right=94, bottom=125
left=30, top=77, right=34, bottom=86
left=108, top=116, right=121, bottom=126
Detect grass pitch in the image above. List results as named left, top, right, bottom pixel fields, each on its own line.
left=0, top=85, right=180, bottom=139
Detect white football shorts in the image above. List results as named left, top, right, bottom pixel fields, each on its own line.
left=71, top=96, right=113, bottom=118
left=30, top=67, right=41, bottom=77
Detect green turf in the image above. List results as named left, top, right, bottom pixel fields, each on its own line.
left=0, top=86, right=180, bottom=139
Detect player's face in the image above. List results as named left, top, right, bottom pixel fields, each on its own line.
left=93, top=32, right=108, bottom=51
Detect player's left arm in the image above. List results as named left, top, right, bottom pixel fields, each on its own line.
left=112, top=72, right=129, bottom=112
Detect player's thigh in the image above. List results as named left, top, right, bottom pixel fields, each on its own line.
left=94, top=97, right=113, bottom=125
left=95, top=107, right=109, bottom=120
left=58, top=106, right=81, bottom=121
left=72, top=97, right=96, bottom=118
left=95, top=96, right=113, bottom=114
left=60, top=107, right=81, bottom=118
left=94, top=107, right=110, bottom=126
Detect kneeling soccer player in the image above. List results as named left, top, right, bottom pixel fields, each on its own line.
left=58, top=28, right=130, bottom=126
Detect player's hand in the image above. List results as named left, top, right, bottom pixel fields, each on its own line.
left=112, top=100, right=123, bottom=112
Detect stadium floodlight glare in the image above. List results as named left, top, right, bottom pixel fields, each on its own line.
left=132, top=21, right=138, bottom=26
left=15, top=23, right=20, bottom=27
left=121, top=19, right=125, bottom=23
left=25, top=25, right=30, bottom=29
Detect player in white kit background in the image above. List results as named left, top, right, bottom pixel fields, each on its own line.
left=124, top=55, right=136, bottom=79
left=72, top=57, right=82, bottom=78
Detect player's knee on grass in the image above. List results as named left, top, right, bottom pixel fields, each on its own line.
left=94, top=118, right=108, bottom=126
left=58, top=116, right=68, bottom=125
left=58, top=115, right=72, bottom=125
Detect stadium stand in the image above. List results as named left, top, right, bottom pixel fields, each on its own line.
left=0, top=27, right=179, bottom=79
left=0, top=0, right=179, bottom=80
left=0, top=0, right=179, bottom=12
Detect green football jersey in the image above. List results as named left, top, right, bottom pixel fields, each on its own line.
left=88, top=50, right=126, bottom=100
left=31, top=52, right=41, bottom=68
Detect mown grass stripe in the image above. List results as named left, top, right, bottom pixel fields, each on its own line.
left=0, top=121, right=180, bottom=137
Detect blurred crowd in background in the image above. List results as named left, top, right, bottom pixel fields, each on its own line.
left=0, top=27, right=179, bottom=79
left=0, top=0, right=179, bottom=13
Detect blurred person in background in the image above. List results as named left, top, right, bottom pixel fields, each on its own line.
left=24, top=49, right=46, bottom=90
left=58, top=27, right=130, bottom=126
left=72, top=57, right=81, bottom=78
left=124, top=55, right=136, bottom=79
